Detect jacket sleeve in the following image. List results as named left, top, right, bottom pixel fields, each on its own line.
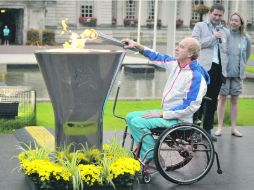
left=246, top=34, right=251, bottom=61
left=143, top=47, right=177, bottom=69
left=192, top=22, right=217, bottom=48
left=163, top=72, right=207, bottom=120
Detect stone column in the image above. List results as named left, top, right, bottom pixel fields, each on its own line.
left=178, top=0, right=192, bottom=28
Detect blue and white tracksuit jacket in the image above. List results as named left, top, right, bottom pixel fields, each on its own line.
left=126, top=47, right=210, bottom=159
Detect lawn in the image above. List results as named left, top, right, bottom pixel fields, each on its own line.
left=246, top=52, right=254, bottom=74
left=250, top=52, right=254, bottom=62
left=245, top=65, right=254, bottom=74
left=36, top=99, right=254, bottom=130
left=36, top=100, right=161, bottom=130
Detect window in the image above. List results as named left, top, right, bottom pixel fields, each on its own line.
left=112, top=0, right=117, bottom=18
left=249, top=1, right=254, bottom=22
left=126, top=0, right=136, bottom=19
left=192, top=0, right=204, bottom=6
left=147, top=0, right=154, bottom=19
left=192, top=0, right=203, bottom=21
left=192, top=12, right=200, bottom=20
left=80, top=1, right=94, bottom=17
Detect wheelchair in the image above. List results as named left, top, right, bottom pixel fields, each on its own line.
left=112, top=67, right=222, bottom=185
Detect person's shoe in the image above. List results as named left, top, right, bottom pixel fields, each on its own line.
left=143, top=158, right=156, bottom=174
left=214, top=128, right=222, bottom=136
left=206, top=130, right=217, bottom=142
left=232, top=128, right=243, bottom=137
left=194, top=119, right=202, bottom=125
left=210, top=134, right=218, bottom=142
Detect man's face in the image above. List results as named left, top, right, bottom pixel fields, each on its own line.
left=209, top=9, right=224, bottom=25
left=175, top=39, right=191, bottom=61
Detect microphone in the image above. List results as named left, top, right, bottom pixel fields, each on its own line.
left=215, top=25, right=222, bottom=43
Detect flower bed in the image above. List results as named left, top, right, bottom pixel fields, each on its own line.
left=146, top=19, right=161, bottom=29
left=17, top=139, right=140, bottom=190
left=79, top=16, right=97, bottom=27
left=124, top=18, right=138, bottom=27
left=194, top=4, right=210, bottom=15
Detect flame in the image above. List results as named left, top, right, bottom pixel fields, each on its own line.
left=61, top=19, right=68, bottom=32
left=60, top=19, right=99, bottom=49
left=82, top=29, right=98, bottom=40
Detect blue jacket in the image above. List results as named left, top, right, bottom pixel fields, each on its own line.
left=143, top=47, right=209, bottom=123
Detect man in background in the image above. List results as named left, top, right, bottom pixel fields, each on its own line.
left=192, top=3, right=230, bottom=141
left=3, top=25, right=10, bottom=45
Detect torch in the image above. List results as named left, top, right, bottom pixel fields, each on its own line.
left=84, top=29, right=137, bottom=51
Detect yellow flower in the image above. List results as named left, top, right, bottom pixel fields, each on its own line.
left=78, top=164, right=102, bottom=186
left=20, top=159, right=71, bottom=182
left=109, top=158, right=140, bottom=179
left=18, top=141, right=139, bottom=188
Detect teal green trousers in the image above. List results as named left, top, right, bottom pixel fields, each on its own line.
left=126, top=110, right=179, bottom=159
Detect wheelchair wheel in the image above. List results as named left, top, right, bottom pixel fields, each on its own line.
left=154, top=123, right=215, bottom=185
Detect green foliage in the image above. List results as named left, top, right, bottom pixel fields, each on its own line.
left=236, top=98, right=254, bottom=126
left=36, top=100, right=161, bottom=130
left=58, top=152, right=83, bottom=190
left=0, top=101, right=36, bottom=133
left=214, top=98, right=254, bottom=127
left=26, top=29, right=40, bottom=45
left=17, top=142, right=50, bottom=160
left=103, top=137, right=133, bottom=159
left=36, top=102, right=54, bottom=128
left=18, top=139, right=139, bottom=190
left=0, top=115, right=35, bottom=133
left=42, top=29, right=56, bottom=45
left=36, top=99, right=254, bottom=131
left=0, top=119, right=23, bottom=133
left=249, top=53, right=254, bottom=61
left=245, top=65, right=254, bottom=74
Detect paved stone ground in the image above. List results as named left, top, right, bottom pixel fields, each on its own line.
left=1, top=127, right=254, bottom=190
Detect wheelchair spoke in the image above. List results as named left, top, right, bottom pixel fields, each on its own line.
left=154, top=124, right=215, bottom=185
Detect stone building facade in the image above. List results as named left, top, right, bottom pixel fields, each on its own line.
left=0, top=0, right=253, bottom=44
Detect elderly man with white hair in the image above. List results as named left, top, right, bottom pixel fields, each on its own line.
left=122, top=37, right=210, bottom=164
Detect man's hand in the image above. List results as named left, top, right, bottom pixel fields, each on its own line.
left=122, top=39, right=137, bottom=49
left=142, top=111, right=161, bottom=118
left=214, top=31, right=222, bottom=40
left=121, top=39, right=144, bottom=51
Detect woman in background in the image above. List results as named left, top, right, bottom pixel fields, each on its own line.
left=215, top=12, right=251, bottom=137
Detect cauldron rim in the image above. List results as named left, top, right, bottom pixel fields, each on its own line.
left=35, top=49, right=125, bottom=54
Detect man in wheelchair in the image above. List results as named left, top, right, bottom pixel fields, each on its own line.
left=123, top=37, right=210, bottom=164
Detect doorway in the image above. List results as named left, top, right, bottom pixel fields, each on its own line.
left=0, top=8, right=23, bottom=44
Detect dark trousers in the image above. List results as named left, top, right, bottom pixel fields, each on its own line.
left=194, top=62, right=223, bottom=131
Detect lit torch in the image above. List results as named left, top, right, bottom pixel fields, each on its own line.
left=61, top=19, right=135, bottom=51
left=83, top=29, right=137, bottom=51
